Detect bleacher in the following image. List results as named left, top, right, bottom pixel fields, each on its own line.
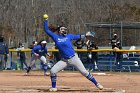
left=64, top=52, right=140, bottom=72
left=97, top=53, right=140, bottom=72
left=6, top=49, right=140, bottom=72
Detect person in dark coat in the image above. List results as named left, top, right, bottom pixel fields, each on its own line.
left=110, top=34, right=123, bottom=71
left=16, top=43, right=28, bottom=70
left=0, top=35, right=9, bottom=70
left=86, top=40, right=99, bottom=71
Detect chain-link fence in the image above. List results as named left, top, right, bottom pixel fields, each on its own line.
left=85, top=22, right=140, bottom=46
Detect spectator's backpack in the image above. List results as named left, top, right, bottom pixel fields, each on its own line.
left=0, top=42, right=7, bottom=54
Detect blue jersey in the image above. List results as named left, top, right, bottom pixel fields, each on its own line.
left=44, top=20, right=81, bottom=59
left=31, top=44, right=48, bottom=56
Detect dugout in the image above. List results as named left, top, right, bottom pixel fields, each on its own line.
left=81, top=22, right=140, bottom=72
left=85, top=22, right=140, bottom=46
left=3, top=49, right=140, bottom=72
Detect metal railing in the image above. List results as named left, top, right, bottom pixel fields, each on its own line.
left=7, top=49, right=140, bottom=72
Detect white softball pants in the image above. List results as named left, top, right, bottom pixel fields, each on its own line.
left=50, top=53, right=89, bottom=77
left=29, top=55, right=47, bottom=67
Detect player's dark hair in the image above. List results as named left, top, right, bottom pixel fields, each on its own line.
left=49, top=24, right=57, bottom=32
left=56, top=25, right=62, bottom=32
left=0, top=35, right=4, bottom=42
left=37, top=40, right=47, bottom=45
left=37, top=40, right=43, bottom=45
left=32, top=41, right=36, bottom=44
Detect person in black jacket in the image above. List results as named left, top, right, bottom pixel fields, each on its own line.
left=111, top=34, right=120, bottom=49
left=110, top=34, right=123, bottom=71
left=74, top=38, right=84, bottom=59
left=74, top=38, right=85, bottom=49
left=0, top=35, right=9, bottom=70
left=16, top=43, right=28, bottom=70
left=86, top=40, right=99, bottom=71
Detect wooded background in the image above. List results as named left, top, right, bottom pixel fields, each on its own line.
left=0, top=0, right=140, bottom=47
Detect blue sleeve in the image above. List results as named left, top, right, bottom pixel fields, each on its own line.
left=31, top=46, right=38, bottom=54
left=44, top=20, right=57, bottom=40
left=69, top=34, right=81, bottom=40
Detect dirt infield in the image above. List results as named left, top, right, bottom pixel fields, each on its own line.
left=0, top=71, right=140, bottom=93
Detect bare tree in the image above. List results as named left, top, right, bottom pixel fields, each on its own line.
left=0, top=0, right=140, bottom=47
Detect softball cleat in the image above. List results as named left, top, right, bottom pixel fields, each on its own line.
left=24, top=72, right=30, bottom=76
left=49, top=88, right=57, bottom=92
left=44, top=72, right=50, bottom=76
left=96, top=83, right=103, bottom=90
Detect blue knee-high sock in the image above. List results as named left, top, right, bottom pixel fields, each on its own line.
left=87, top=73, right=98, bottom=85
left=43, top=64, right=48, bottom=73
left=51, top=75, right=57, bottom=88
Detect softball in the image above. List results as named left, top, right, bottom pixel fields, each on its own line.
left=43, top=14, right=48, bottom=19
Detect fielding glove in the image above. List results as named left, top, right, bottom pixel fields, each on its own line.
left=85, top=31, right=95, bottom=40
left=86, top=31, right=95, bottom=37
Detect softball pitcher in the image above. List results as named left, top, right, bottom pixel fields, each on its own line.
left=25, top=40, right=50, bottom=76
left=43, top=14, right=103, bottom=92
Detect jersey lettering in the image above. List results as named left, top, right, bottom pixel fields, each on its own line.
left=57, top=38, right=68, bottom=42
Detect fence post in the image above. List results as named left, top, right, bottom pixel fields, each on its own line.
left=109, top=52, right=113, bottom=71
left=10, top=51, right=13, bottom=70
